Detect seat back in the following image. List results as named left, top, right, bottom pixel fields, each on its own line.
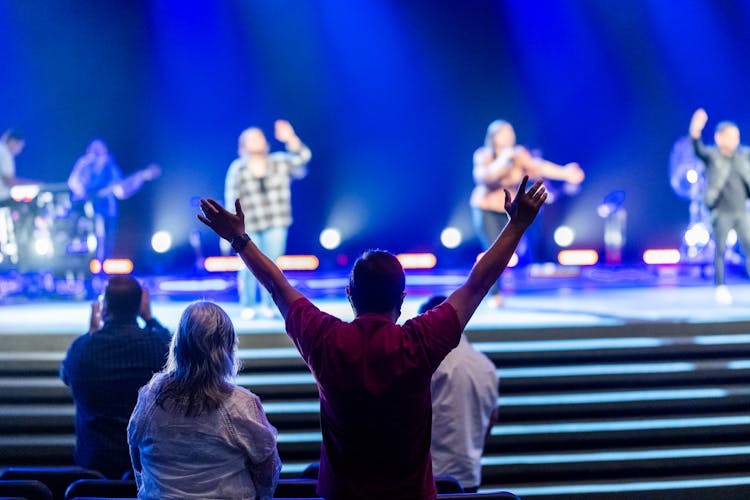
left=435, top=475, right=465, bottom=494
left=300, top=462, right=320, bottom=479
left=437, top=492, right=520, bottom=499
left=0, top=467, right=104, bottom=500
left=64, top=479, right=137, bottom=500
left=0, top=479, right=54, bottom=500
left=272, top=478, right=319, bottom=498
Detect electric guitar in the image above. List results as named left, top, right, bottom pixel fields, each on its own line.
left=94, top=163, right=162, bottom=200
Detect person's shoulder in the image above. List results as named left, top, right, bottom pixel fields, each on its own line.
left=141, top=322, right=171, bottom=341
left=287, top=295, right=319, bottom=315
left=67, top=331, right=97, bottom=351
left=227, top=385, right=267, bottom=416
left=227, top=157, right=244, bottom=171
left=231, top=384, right=256, bottom=400
left=404, top=302, right=460, bottom=334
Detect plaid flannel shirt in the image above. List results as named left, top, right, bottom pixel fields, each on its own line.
left=225, top=143, right=311, bottom=232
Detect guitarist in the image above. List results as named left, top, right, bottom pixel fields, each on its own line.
left=67, top=139, right=160, bottom=262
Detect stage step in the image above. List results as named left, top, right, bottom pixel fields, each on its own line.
left=506, top=472, right=750, bottom=499
left=2, top=318, right=750, bottom=498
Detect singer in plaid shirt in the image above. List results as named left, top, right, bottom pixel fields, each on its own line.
left=224, top=120, right=311, bottom=318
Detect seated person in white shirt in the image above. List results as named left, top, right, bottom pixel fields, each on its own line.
left=420, top=295, right=499, bottom=493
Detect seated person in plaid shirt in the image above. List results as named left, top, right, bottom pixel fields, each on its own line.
left=198, top=176, right=547, bottom=500
left=224, top=119, right=311, bottom=319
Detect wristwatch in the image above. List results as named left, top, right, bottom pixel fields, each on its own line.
left=230, top=233, right=251, bottom=253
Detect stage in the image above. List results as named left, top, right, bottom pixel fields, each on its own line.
left=3, top=264, right=750, bottom=334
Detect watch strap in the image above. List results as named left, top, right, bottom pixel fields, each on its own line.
left=230, top=233, right=251, bottom=253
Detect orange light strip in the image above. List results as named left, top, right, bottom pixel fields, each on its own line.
left=102, top=258, right=134, bottom=275
left=397, top=253, right=437, bottom=269
left=204, top=255, right=321, bottom=272
left=643, top=248, right=680, bottom=265
left=90, top=259, right=102, bottom=275
left=557, top=249, right=599, bottom=266
left=204, top=256, right=243, bottom=272
left=276, top=255, right=319, bottom=271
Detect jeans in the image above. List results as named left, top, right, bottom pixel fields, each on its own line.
left=710, top=209, right=750, bottom=285
left=238, top=226, right=288, bottom=308
left=472, top=208, right=509, bottom=296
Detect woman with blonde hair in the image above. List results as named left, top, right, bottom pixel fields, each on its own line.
left=471, top=120, right=584, bottom=307
left=128, top=301, right=281, bottom=499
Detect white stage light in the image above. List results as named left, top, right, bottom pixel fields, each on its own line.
left=440, top=227, right=462, bottom=249
left=684, top=223, right=710, bottom=247
left=151, top=231, right=172, bottom=253
left=686, top=169, right=699, bottom=184
left=320, top=228, right=342, bottom=250
left=553, top=226, right=575, bottom=247
left=34, top=237, right=53, bottom=256
left=727, top=229, right=738, bottom=246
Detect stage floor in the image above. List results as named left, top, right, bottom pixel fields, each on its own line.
left=3, top=279, right=750, bottom=336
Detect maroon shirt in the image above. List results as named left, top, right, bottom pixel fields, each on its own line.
left=285, top=297, right=462, bottom=500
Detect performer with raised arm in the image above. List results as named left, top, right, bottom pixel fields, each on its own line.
left=689, top=108, right=750, bottom=305
left=471, top=120, right=585, bottom=308
left=198, top=175, right=546, bottom=500
left=224, top=119, right=311, bottom=319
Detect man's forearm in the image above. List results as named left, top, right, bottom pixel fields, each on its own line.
left=237, top=237, right=302, bottom=315
left=467, top=220, right=526, bottom=293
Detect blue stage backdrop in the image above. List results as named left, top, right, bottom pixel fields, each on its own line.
left=3, top=0, right=750, bottom=272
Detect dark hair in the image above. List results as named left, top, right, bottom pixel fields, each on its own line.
left=349, top=250, right=405, bottom=314
left=418, top=295, right=447, bottom=315
left=715, top=121, right=738, bottom=134
left=103, top=276, right=142, bottom=322
left=156, top=301, right=239, bottom=416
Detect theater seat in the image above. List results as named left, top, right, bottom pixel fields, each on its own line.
left=0, top=479, right=53, bottom=500
left=0, top=467, right=104, bottom=500
left=437, top=491, right=520, bottom=499
left=435, top=475, right=465, bottom=494
left=64, top=479, right=137, bottom=500
left=272, top=478, right=319, bottom=498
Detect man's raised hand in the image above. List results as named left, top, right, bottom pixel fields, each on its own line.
left=690, top=108, right=708, bottom=139
left=504, top=175, right=547, bottom=228
left=197, top=198, right=246, bottom=241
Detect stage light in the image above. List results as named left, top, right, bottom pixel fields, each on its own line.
left=684, top=223, right=710, bottom=247
left=87, top=234, right=98, bottom=252
left=553, top=226, right=575, bottom=247
left=34, top=237, right=53, bottom=256
left=276, top=255, right=320, bottom=271
left=476, top=251, right=519, bottom=268
left=204, top=256, right=243, bottom=272
left=151, top=230, right=172, bottom=253
left=643, top=248, right=681, bottom=265
left=440, top=227, right=462, bottom=249
left=103, top=258, right=133, bottom=274
left=558, top=249, right=598, bottom=266
left=90, top=259, right=102, bottom=274
left=320, top=228, right=341, bottom=250
left=10, top=184, right=39, bottom=202
left=397, top=253, right=437, bottom=269
left=686, top=169, right=699, bottom=184
left=727, top=229, right=738, bottom=246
